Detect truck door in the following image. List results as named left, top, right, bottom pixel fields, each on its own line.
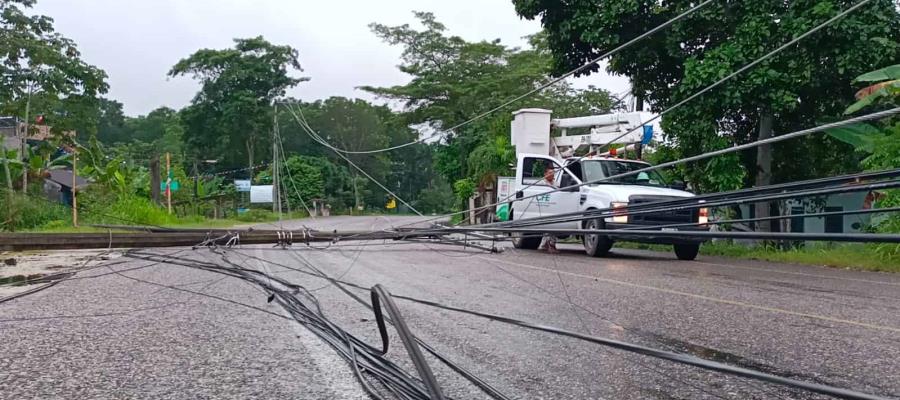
left=513, top=156, right=581, bottom=229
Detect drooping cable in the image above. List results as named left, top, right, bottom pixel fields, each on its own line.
left=388, top=107, right=900, bottom=231
left=311, top=0, right=715, bottom=155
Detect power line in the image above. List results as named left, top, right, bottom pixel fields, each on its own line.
left=481, top=0, right=880, bottom=221
left=382, top=0, right=882, bottom=231
left=283, top=103, right=425, bottom=217
left=589, top=0, right=876, bottom=154
left=391, top=106, right=900, bottom=231
left=311, top=0, right=715, bottom=155
left=237, top=249, right=891, bottom=400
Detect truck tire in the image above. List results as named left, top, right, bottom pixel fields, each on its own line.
left=583, top=218, right=613, bottom=257
left=673, top=244, right=700, bottom=261
left=509, top=209, right=541, bottom=249
left=512, top=233, right=542, bottom=249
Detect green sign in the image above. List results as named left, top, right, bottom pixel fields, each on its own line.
left=160, top=180, right=180, bottom=192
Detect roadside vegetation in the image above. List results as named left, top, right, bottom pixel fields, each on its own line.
left=0, top=0, right=898, bottom=274
left=619, top=241, right=900, bottom=273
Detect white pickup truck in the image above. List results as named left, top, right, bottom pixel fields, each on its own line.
left=502, top=108, right=708, bottom=260
left=507, top=153, right=708, bottom=260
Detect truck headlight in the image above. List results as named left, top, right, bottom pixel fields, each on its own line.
left=611, top=202, right=628, bottom=224
left=698, top=207, right=709, bottom=225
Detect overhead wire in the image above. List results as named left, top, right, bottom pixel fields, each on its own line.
left=482, top=174, right=900, bottom=230
left=575, top=0, right=878, bottom=161
left=121, top=246, right=512, bottom=400
left=379, top=0, right=885, bottom=232
left=388, top=106, right=900, bottom=231
left=308, top=0, right=716, bottom=155
left=237, top=247, right=889, bottom=400
left=284, top=103, right=425, bottom=217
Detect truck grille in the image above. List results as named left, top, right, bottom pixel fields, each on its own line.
left=627, top=195, right=696, bottom=225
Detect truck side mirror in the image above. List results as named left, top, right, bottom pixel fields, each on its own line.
left=670, top=180, right=686, bottom=190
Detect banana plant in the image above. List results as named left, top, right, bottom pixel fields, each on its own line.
left=825, top=64, right=900, bottom=150
left=28, top=144, right=72, bottom=179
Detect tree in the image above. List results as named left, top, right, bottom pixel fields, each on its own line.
left=287, top=97, right=400, bottom=209
left=825, top=64, right=900, bottom=235
left=280, top=155, right=325, bottom=209
left=94, top=98, right=128, bottom=144
left=363, top=13, right=620, bottom=195
left=0, top=0, right=108, bottom=140
left=169, top=36, right=308, bottom=170
left=514, top=0, right=900, bottom=229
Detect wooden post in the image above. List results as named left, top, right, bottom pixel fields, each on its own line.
left=192, top=159, right=199, bottom=216
left=166, top=152, right=172, bottom=214
left=21, top=85, right=32, bottom=192
left=72, top=151, right=78, bottom=227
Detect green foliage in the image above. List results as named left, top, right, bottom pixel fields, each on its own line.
left=415, top=177, right=454, bottom=214
left=234, top=209, right=279, bottom=223
left=0, top=0, right=108, bottom=139
left=363, top=12, right=621, bottom=192
left=94, top=98, right=128, bottom=144
left=515, top=0, right=900, bottom=190
left=83, top=190, right=176, bottom=226
left=0, top=189, right=69, bottom=231
left=702, top=242, right=900, bottom=273
left=467, top=133, right=515, bottom=187
left=170, top=36, right=309, bottom=168
left=854, top=64, right=900, bottom=83
left=280, top=155, right=325, bottom=207
left=824, top=123, right=880, bottom=152
left=452, top=178, right=476, bottom=208
left=822, top=65, right=900, bottom=237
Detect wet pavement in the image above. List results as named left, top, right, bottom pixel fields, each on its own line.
left=1, top=216, right=898, bottom=399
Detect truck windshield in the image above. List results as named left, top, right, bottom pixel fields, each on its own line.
left=581, top=160, right=666, bottom=186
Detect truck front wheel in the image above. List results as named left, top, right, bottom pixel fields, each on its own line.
left=583, top=218, right=613, bottom=257
left=673, top=244, right=700, bottom=260
left=512, top=233, right=542, bottom=249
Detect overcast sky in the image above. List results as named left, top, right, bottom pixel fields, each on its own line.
left=32, top=0, right=630, bottom=116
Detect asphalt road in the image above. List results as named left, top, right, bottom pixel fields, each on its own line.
left=1, top=215, right=898, bottom=399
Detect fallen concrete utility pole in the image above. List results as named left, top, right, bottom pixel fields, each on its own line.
left=0, top=230, right=439, bottom=251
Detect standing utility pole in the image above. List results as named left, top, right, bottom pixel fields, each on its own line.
left=72, top=151, right=78, bottom=227
left=21, top=84, right=33, bottom=192
left=192, top=159, right=199, bottom=216
left=165, top=152, right=172, bottom=214
left=272, top=105, right=279, bottom=216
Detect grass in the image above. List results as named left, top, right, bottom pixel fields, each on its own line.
left=24, top=211, right=310, bottom=233
left=618, top=241, right=900, bottom=273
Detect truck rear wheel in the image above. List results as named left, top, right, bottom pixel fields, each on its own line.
left=673, top=244, right=700, bottom=260
left=512, top=233, right=542, bottom=249
left=583, top=218, right=613, bottom=257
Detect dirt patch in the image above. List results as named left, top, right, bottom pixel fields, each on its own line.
left=0, top=249, right=121, bottom=298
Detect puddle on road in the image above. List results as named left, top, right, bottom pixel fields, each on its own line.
left=0, top=271, right=75, bottom=286
left=638, top=330, right=834, bottom=387
left=0, top=249, right=115, bottom=298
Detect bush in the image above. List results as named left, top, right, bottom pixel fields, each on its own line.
left=78, top=189, right=177, bottom=226
left=416, top=179, right=454, bottom=214
left=0, top=191, right=70, bottom=231
left=235, top=209, right=277, bottom=222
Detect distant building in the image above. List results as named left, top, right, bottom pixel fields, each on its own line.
left=736, top=191, right=881, bottom=234
left=43, top=169, right=89, bottom=206
left=0, top=116, right=69, bottom=151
